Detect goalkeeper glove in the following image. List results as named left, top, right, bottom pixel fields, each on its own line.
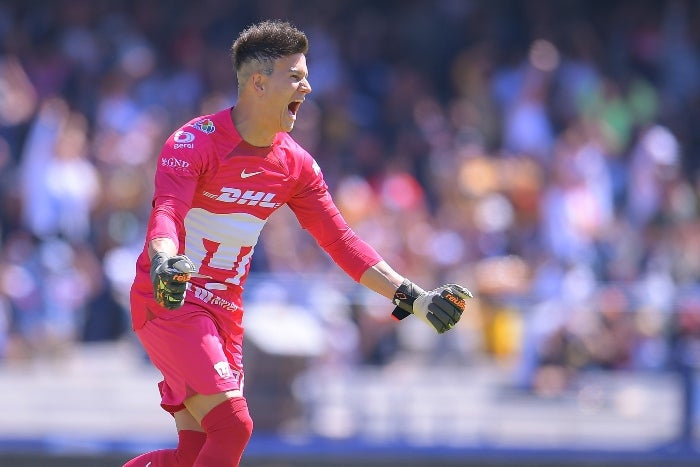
left=391, top=279, right=473, bottom=333
left=150, top=252, right=196, bottom=309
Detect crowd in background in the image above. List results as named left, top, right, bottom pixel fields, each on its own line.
left=0, top=0, right=699, bottom=397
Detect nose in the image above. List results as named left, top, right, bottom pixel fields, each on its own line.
left=300, top=77, right=312, bottom=94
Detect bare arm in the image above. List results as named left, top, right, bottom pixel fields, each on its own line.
left=148, top=237, right=178, bottom=260
left=360, top=260, right=472, bottom=333
left=359, top=260, right=407, bottom=300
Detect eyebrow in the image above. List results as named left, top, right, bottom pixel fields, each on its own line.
left=289, top=67, right=308, bottom=78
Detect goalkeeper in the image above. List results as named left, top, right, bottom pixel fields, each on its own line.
left=124, top=19, right=472, bottom=467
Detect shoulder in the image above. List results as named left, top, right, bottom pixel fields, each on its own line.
left=164, top=113, right=215, bottom=150
left=158, top=113, right=224, bottom=176
left=170, top=109, right=235, bottom=147
left=162, top=109, right=236, bottom=161
left=275, top=133, right=321, bottom=180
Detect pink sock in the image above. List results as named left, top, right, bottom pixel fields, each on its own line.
left=193, top=398, right=253, bottom=467
left=123, top=429, right=206, bottom=466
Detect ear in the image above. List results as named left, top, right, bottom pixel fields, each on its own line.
left=252, top=73, right=266, bottom=95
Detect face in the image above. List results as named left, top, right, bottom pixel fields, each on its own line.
left=261, top=53, right=312, bottom=134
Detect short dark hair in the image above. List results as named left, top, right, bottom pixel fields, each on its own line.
left=231, top=20, right=309, bottom=74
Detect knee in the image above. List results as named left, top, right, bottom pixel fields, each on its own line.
left=201, top=397, right=253, bottom=441
left=197, top=397, right=253, bottom=466
left=232, top=398, right=254, bottom=439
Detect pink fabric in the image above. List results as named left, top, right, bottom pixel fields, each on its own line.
left=194, top=398, right=253, bottom=467
left=136, top=311, right=244, bottom=414
left=130, top=107, right=382, bottom=331
left=122, top=429, right=206, bottom=467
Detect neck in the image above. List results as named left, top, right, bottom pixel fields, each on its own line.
left=231, top=105, right=275, bottom=148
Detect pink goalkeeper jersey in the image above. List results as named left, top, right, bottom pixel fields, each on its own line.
left=130, top=108, right=382, bottom=331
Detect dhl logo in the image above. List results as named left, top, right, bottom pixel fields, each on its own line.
left=207, top=188, right=281, bottom=208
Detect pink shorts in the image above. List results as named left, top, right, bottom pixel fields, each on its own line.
left=135, top=308, right=244, bottom=414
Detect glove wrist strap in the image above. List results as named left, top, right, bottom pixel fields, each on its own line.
left=391, top=279, right=424, bottom=321
left=150, top=252, right=170, bottom=282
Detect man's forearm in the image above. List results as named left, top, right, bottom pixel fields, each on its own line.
left=148, top=237, right=178, bottom=260
left=359, top=260, right=406, bottom=300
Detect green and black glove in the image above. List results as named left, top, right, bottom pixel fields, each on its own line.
left=391, top=279, right=473, bottom=333
left=150, top=253, right=196, bottom=309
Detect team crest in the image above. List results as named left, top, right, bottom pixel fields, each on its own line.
left=192, top=118, right=216, bottom=134
left=213, top=362, right=240, bottom=383
left=214, top=361, right=232, bottom=379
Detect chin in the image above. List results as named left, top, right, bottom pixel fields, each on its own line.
left=280, top=114, right=297, bottom=132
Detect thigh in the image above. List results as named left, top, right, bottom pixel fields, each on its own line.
left=184, top=390, right=243, bottom=424
left=137, top=310, right=244, bottom=413
left=174, top=408, right=204, bottom=432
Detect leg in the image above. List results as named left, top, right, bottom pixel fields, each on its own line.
left=185, top=391, right=253, bottom=467
left=135, top=310, right=250, bottom=466
left=122, top=410, right=206, bottom=467
left=174, top=408, right=204, bottom=432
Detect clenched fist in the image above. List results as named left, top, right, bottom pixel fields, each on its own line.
left=391, top=279, right=473, bottom=333
left=150, top=253, right=196, bottom=309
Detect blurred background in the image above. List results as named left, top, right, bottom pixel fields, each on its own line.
left=0, top=0, right=699, bottom=465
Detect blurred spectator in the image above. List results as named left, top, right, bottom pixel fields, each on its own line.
left=20, top=98, right=99, bottom=241
left=0, top=0, right=698, bottom=402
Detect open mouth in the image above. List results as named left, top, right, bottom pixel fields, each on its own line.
left=288, top=100, right=302, bottom=117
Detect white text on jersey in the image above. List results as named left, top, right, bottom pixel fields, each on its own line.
left=192, top=284, right=239, bottom=312
left=161, top=157, right=190, bottom=169
left=204, top=188, right=281, bottom=208
left=173, top=130, right=195, bottom=149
